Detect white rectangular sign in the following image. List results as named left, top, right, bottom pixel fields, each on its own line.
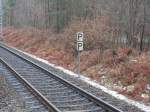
left=77, top=32, right=84, bottom=42
left=77, top=32, right=84, bottom=51
left=77, top=41, right=83, bottom=51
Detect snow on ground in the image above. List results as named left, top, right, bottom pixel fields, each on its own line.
left=11, top=46, right=150, bottom=112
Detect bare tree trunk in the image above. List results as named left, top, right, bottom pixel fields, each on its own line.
left=140, top=0, right=146, bottom=52
left=128, top=0, right=138, bottom=48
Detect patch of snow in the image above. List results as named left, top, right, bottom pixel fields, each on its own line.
left=131, top=59, right=138, bottom=62
left=126, top=85, right=135, bottom=93
left=101, top=76, right=106, bottom=79
left=147, top=84, right=150, bottom=90
left=11, top=46, right=150, bottom=112
left=141, top=94, right=149, bottom=99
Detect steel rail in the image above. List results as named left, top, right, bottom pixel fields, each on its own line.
left=0, top=43, right=123, bottom=112
left=0, top=57, right=61, bottom=112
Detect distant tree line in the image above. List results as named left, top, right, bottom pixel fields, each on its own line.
left=3, top=0, right=150, bottom=51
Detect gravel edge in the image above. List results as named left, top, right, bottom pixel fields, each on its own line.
left=1, top=43, right=147, bottom=112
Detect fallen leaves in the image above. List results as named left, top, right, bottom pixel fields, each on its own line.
left=3, top=27, right=150, bottom=104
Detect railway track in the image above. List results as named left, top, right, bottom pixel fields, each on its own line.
left=0, top=43, right=123, bottom=112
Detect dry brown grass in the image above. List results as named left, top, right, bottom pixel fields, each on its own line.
left=3, top=17, right=150, bottom=103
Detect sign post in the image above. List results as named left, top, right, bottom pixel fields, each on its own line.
left=76, top=32, right=84, bottom=77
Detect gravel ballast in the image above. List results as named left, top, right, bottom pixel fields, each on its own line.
left=0, top=75, right=24, bottom=112
left=2, top=43, right=149, bottom=112
left=0, top=75, right=32, bottom=112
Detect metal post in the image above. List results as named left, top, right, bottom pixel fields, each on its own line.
left=76, top=32, right=84, bottom=78
left=77, top=51, right=80, bottom=77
